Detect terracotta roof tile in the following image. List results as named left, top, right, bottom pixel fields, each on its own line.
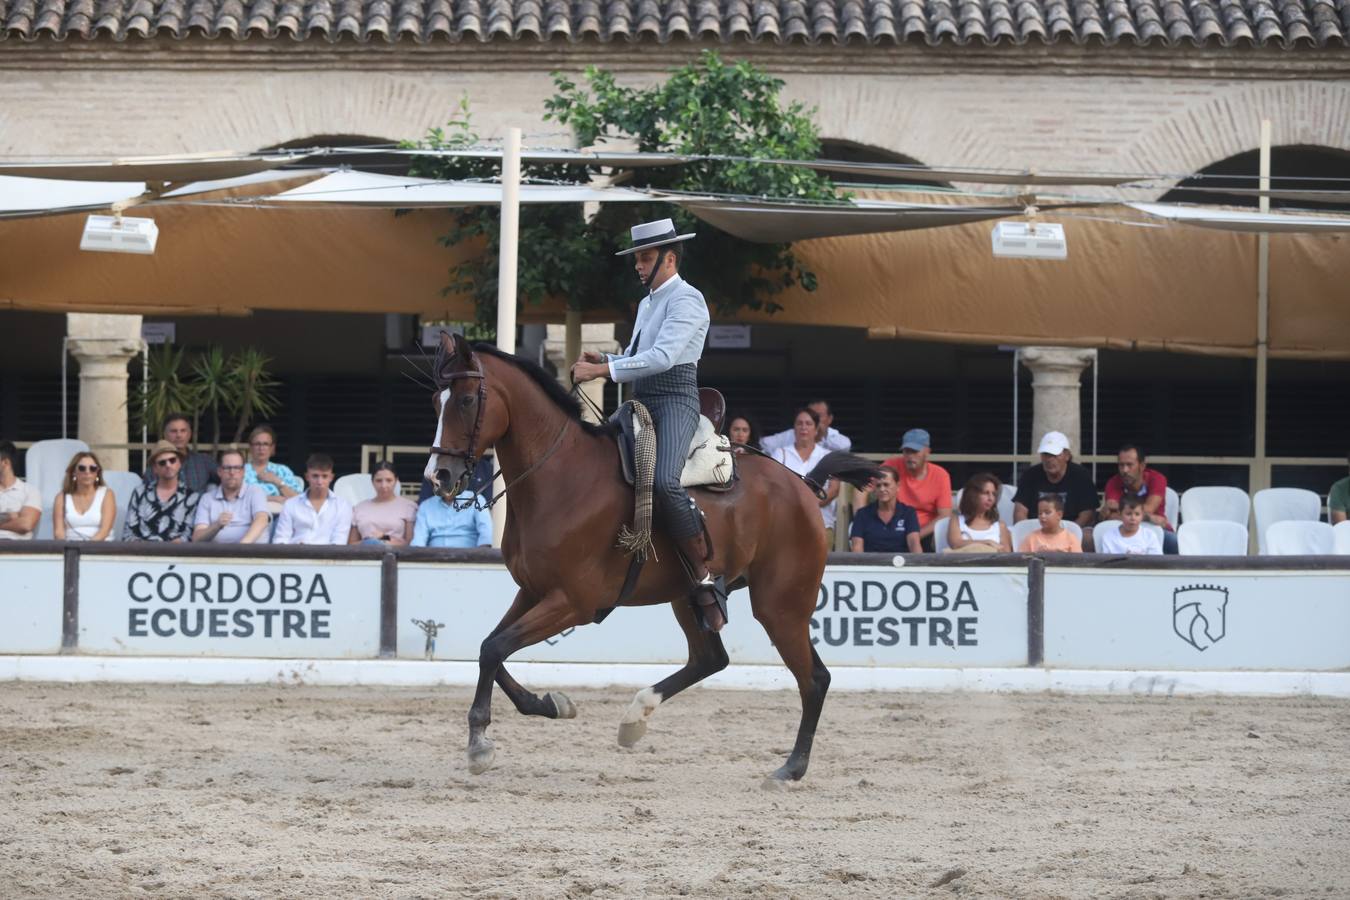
left=2, top=0, right=1344, bottom=46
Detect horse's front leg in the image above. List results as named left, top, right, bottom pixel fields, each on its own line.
left=483, top=589, right=577, bottom=720
left=467, top=587, right=583, bottom=775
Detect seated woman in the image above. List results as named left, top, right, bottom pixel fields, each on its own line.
left=726, top=413, right=761, bottom=456
left=52, top=451, right=116, bottom=542
left=849, top=465, right=921, bottom=553
left=947, top=472, right=1012, bottom=553
left=771, top=407, right=839, bottom=530
left=349, top=462, right=417, bottom=546
left=243, top=423, right=302, bottom=516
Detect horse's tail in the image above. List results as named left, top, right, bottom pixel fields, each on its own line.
left=803, top=451, right=884, bottom=497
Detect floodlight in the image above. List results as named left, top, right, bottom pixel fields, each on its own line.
left=80, top=214, right=158, bottom=255
left=991, top=221, right=1066, bottom=260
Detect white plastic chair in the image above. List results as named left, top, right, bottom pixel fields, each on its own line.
left=1091, top=519, right=1165, bottom=553
left=1265, top=520, right=1334, bottom=555
left=1332, top=520, right=1350, bottom=555
left=1011, top=518, right=1082, bottom=551
left=933, top=516, right=952, bottom=552
left=1180, top=486, right=1251, bottom=528
left=24, top=439, right=90, bottom=539
left=1177, top=521, right=1249, bottom=556
left=1253, top=488, right=1322, bottom=554
left=333, top=473, right=378, bottom=507
left=101, top=470, right=146, bottom=541
left=1165, top=486, right=1180, bottom=526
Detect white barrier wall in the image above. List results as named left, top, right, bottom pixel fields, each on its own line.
left=398, top=564, right=1029, bottom=668
left=0, top=554, right=64, bottom=653
left=78, top=556, right=382, bottom=658
left=1044, top=569, right=1350, bottom=671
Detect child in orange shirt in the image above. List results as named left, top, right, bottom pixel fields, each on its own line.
left=1018, top=495, right=1083, bottom=553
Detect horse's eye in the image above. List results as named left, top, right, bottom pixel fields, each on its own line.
left=458, top=394, right=475, bottom=408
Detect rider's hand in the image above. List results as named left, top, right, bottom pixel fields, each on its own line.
left=580, top=350, right=606, bottom=364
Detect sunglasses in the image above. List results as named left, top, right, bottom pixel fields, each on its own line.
left=154, top=457, right=180, bottom=467
left=76, top=464, right=100, bottom=473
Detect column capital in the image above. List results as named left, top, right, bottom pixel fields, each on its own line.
left=1019, top=346, right=1097, bottom=378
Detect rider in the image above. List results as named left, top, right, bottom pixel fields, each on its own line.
left=570, top=218, right=725, bottom=632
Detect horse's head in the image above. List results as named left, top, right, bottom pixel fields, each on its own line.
left=424, top=331, right=503, bottom=497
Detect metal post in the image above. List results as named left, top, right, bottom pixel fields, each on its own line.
left=491, top=127, right=522, bottom=547
left=141, top=341, right=149, bottom=472
left=1255, top=118, right=1271, bottom=496
left=1091, top=351, right=1099, bottom=484
left=1011, top=348, right=1020, bottom=483
left=61, top=337, right=69, bottom=439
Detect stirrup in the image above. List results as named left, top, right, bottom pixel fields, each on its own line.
left=691, top=574, right=729, bottom=633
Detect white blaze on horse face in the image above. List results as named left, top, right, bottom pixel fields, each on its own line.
left=425, top=388, right=451, bottom=488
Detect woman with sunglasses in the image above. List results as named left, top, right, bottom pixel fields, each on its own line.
left=52, top=451, right=115, bottom=541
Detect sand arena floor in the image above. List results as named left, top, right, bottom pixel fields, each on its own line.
left=2, top=681, right=1348, bottom=898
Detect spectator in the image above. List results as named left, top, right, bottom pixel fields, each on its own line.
left=1017, top=494, right=1083, bottom=553
left=726, top=414, right=761, bottom=456
left=770, top=407, right=839, bottom=530
left=274, top=453, right=353, bottom=545
left=349, top=462, right=417, bottom=546
left=123, top=441, right=200, bottom=542
left=857, top=429, right=953, bottom=552
left=53, top=451, right=116, bottom=541
left=1100, top=443, right=1178, bottom=554
left=1096, top=494, right=1163, bottom=555
left=761, top=399, right=851, bottom=454
left=412, top=488, right=493, bottom=548
left=848, top=465, right=921, bottom=553
left=947, top=472, right=1011, bottom=553
left=193, top=450, right=270, bottom=544
left=243, top=424, right=302, bottom=504
left=0, top=439, right=43, bottom=540
left=1013, top=431, right=1098, bottom=549
left=1330, top=452, right=1349, bottom=525
left=142, top=412, right=216, bottom=494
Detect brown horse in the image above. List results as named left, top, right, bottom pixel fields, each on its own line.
left=425, top=332, right=879, bottom=783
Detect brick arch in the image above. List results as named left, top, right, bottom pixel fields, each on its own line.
left=1118, top=82, right=1350, bottom=195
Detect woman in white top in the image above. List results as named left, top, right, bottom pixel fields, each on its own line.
left=947, top=472, right=1011, bottom=553
left=52, top=451, right=116, bottom=541
left=772, top=407, right=839, bottom=529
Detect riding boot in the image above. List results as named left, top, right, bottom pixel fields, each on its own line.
left=674, top=533, right=727, bottom=633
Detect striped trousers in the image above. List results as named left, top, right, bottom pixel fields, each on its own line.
left=633, top=363, right=702, bottom=540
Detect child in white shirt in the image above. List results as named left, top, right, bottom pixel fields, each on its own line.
left=1096, top=494, right=1163, bottom=555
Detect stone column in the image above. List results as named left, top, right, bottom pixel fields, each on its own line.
left=66, top=313, right=143, bottom=471
left=1019, top=346, right=1097, bottom=456
left=544, top=322, right=618, bottom=422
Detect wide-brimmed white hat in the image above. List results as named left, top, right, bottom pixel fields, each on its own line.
left=615, top=218, right=696, bottom=256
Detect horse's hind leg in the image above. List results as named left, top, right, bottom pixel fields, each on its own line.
left=752, top=582, right=831, bottom=783
left=488, top=590, right=578, bottom=720
left=618, top=600, right=728, bottom=748
left=468, top=588, right=583, bottom=775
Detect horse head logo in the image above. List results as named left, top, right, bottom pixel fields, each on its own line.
left=1172, top=584, right=1229, bottom=651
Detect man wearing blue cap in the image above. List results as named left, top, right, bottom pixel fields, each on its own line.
left=862, top=427, right=952, bottom=552
left=570, top=218, right=726, bottom=632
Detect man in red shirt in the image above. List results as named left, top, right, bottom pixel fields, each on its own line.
left=1101, top=443, right=1178, bottom=554
left=882, top=428, right=952, bottom=552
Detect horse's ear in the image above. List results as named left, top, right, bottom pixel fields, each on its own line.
left=451, top=331, right=474, bottom=364
left=434, top=330, right=475, bottom=387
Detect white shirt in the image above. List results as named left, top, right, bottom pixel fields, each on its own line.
left=1096, top=525, right=1163, bottom=556
left=273, top=491, right=353, bottom=545
left=761, top=426, right=852, bottom=455
left=0, top=477, right=43, bottom=540
left=773, top=444, right=836, bottom=528
left=957, top=514, right=1001, bottom=543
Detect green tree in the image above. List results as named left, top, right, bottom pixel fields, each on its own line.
left=408, top=52, right=840, bottom=324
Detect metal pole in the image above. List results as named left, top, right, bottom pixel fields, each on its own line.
left=1011, top=348, right=1019, bottom=483
left=1091, top=351, right=1099, bottom=484
left=61, top=337, right=69, bottom=439
left=141, top=342, right=149, bottom=472
left=1255, top=118, right=1271, bottom=496
left=491, top=126, right=522, bottom=547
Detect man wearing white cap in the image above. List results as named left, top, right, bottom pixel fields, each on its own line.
left=571, top=218, right=725, bottom=631
left=1012, top=430, right=1099, bottom=548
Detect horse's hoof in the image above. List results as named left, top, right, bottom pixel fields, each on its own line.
left=760, top=774, right=791, bottom=791
left=546, top=692, right=577, bottom=720
left=762, top=764, right=801, bottom=788
left=617, top=719, right=647, bottom=748
left=467, top=741, right=496, bottom=776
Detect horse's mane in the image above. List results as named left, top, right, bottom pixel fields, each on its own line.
left=471, top=342, right=611, bottom=436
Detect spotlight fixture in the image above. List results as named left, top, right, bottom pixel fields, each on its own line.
left=991, top=221, right=1066, bottom=260
left=80, top=214, right=159, bottom=255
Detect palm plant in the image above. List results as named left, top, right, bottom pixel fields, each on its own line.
left=228, top=348, right=282, bottom=443
left=131, top=344, right=197, bottom=435
left=190, top=346, right=232, bottom=449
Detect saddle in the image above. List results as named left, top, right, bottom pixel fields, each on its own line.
left=610, top=388, right=735, bottom=491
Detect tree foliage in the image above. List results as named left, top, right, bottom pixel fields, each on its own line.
left=407, top=52, right=841, bottom=325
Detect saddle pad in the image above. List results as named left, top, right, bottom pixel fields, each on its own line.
left=631, top=413, right=735, bottom=488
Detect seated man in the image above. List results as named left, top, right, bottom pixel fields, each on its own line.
left=760, top=399, right=852, bottom=453
left=122, top=440, right=200, bottom=542
left=848, top=465, right=921, bottom=554
left=1100, top=443, right=1177, bottom=554
left=141, top=413, right=216, bottom=494
left=1013, top=431, right=1098, bottom=549
left=1330, top=452, right=1349, bottom=525
left=0, top=440, right=42, bottom=541
left=411, top=488, right=493, bottom=548
left=855, top=429, right=952, bottom=552
left=192, top=450, right=271, bottom=544
left=273, top=454, right=353, bottom=546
